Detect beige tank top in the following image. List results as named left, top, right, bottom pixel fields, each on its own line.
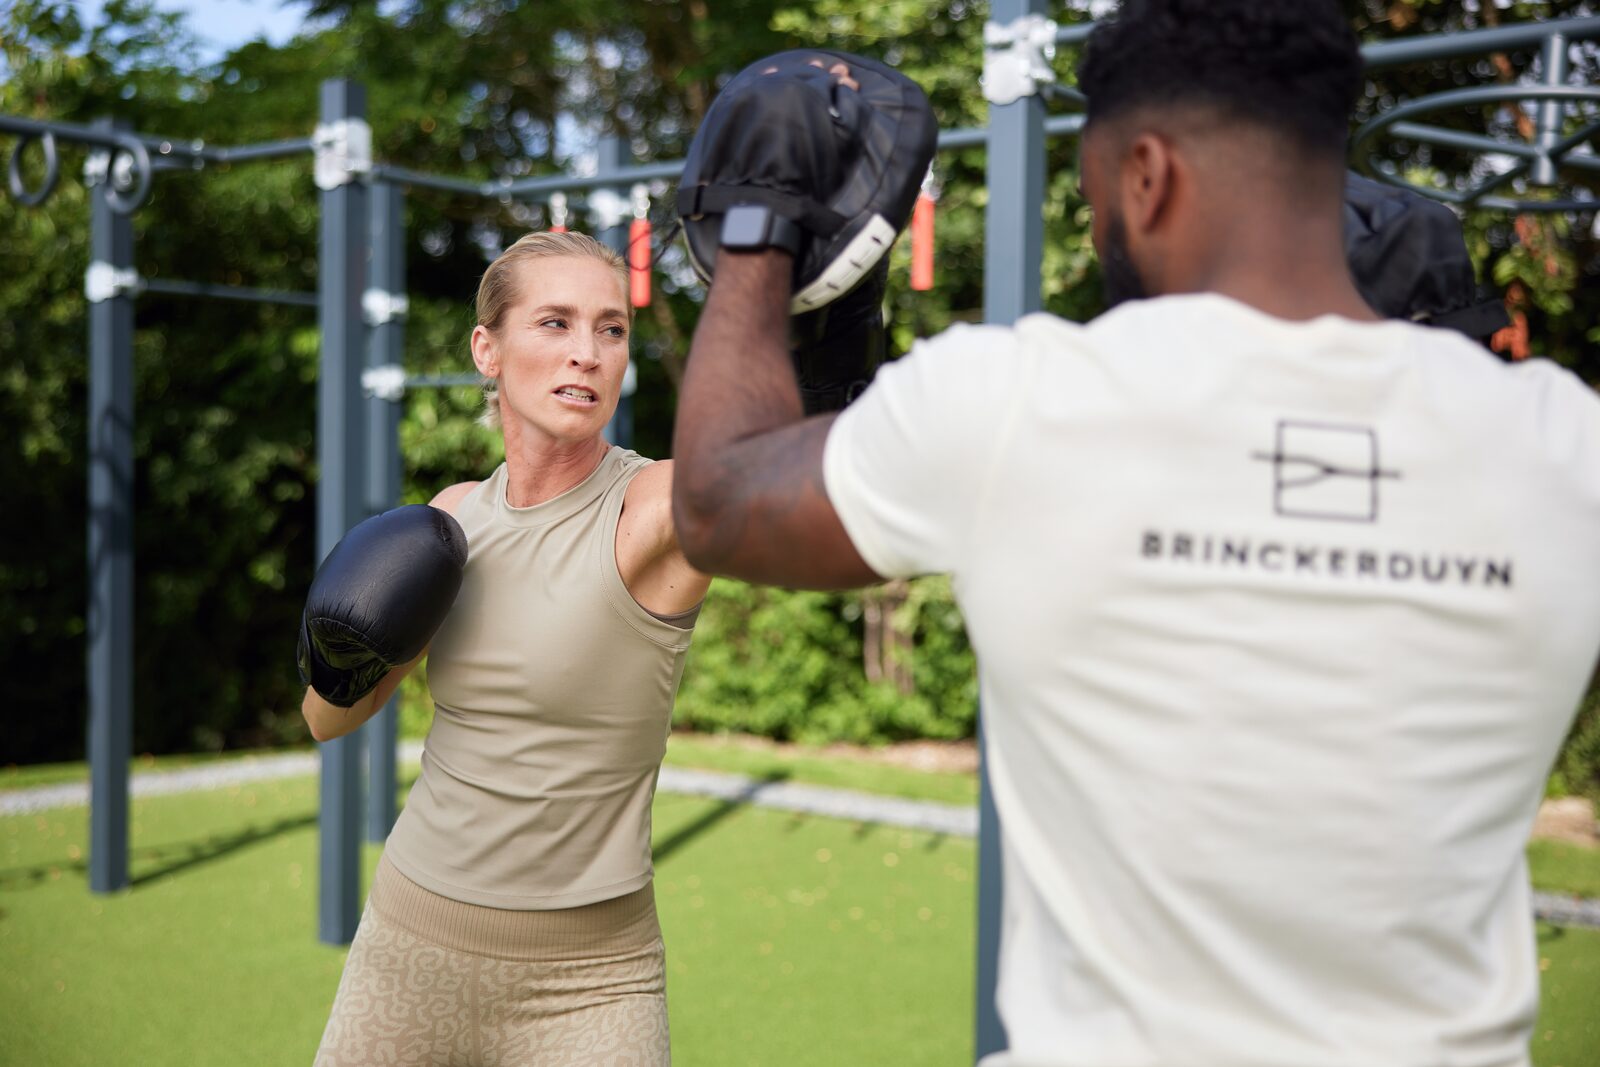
left=383, top=447, right=697, bottom=910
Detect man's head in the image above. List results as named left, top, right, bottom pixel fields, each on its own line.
left=1077, top=0, right=1365, bottom=307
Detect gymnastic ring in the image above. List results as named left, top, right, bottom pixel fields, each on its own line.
left=104, top=135, right=153, bottom=215
left=7, top=131, right=60, bottom=207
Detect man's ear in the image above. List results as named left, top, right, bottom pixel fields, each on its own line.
left=469, top=325, right=499, bottom=377
left=1121, top=132, right=1177, bottom=237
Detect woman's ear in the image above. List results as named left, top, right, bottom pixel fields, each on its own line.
left=469, top=324, right=499, bottom=378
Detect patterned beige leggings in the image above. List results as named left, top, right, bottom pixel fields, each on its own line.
left=315, top=856, right=670, bottom=1066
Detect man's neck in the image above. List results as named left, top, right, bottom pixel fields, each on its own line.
left=1179, top=194, right=1379, bottom=324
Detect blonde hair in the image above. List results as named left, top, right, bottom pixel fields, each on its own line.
left=475, top=231, right=631, bottom=430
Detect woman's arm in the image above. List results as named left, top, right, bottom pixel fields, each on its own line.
left=302, top=650, right=425, bottom=742
left=299, top=481, right=478, bottom=743
left=616, top=461, right=713, bottom=616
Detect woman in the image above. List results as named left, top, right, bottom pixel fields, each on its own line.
left=305, top=230, right=710, bottom=1066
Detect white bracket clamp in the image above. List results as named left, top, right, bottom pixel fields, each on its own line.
left=362, top=288, right=410, bottom=326
left=85, top=261, right=142, bottom=303
left=313, top=118, right=374, bottom=191
left=83, top=150, right=111, bottom=188
left=361, top=364, right=408, bottom=402
left=586, top=187, right=630, bottom=232
left=983, top=14, right=1059, bottom=106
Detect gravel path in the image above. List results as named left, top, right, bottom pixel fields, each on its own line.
left=3, top=747, right=1595, bottom=929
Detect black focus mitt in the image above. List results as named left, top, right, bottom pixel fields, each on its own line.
left=677, top=49, right=938, bottom=314
left=1344, top=173, right=1509, bottom=343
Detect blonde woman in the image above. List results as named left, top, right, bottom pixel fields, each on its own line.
left=301, top=231, right=709, bottom=1066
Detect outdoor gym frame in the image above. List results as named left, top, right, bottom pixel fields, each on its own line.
left=2, top=8, right=1598, bottom=1062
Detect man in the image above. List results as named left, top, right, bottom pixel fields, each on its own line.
left=672, top=2, right=1600, bottom=1064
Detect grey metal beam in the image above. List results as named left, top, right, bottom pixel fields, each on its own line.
left=362, top=180, right=406, bottom=843
left=1363, top=16, right=1600, bottom=70
left=369, top=162, right=493, bottom=198
left=316, top=78, right=370, bottom=945
left=140, top=278, right=319, bottom=307
left=978, top=2, right=1051, bottom=1057
left=595, top=135, right=635, bottom=451
left=86, top=117, right=136, bottom=895
left=1534, top=33, right=1571, bottom=187
left=503, top=159, right=683, bottom=198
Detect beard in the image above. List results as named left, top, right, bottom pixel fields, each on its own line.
left=1100, top=213, right=1149, bottom=310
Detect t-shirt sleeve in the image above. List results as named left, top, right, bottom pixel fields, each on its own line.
left=823, top=322, right=1021, bottom=578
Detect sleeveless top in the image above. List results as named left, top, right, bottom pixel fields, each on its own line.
left=384, top=447, right=697, bottom=910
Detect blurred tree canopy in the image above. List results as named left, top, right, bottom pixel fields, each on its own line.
left=1, top=0, right=1596, bottom=764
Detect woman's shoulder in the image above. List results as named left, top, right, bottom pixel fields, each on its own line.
left=430, top=480, right=486, bottom=517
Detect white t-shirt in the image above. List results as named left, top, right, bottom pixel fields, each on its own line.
left=823, top=293, right=1600, bottom=1067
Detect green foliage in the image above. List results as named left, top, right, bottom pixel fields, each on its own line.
left=674, top=578, right=977, bottom=745
left=1551, top=687, right=1600, bottom=805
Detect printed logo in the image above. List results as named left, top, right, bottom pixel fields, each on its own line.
left=1251, top=420, right=1400, bottom=523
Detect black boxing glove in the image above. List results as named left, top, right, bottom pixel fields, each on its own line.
left=678, top=49, right=937, bottom=314
left=790, top=259, right=887, bottom=415
left=296, top=505, right=468, bottom=708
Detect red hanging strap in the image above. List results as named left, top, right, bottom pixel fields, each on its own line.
left=629, top=184, right=652, bottom=308
left=911, top=166, right=938, bottom=292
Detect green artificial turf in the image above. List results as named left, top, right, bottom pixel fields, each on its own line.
left=0, top=772, right=974, bottom=1067
left=663, top=731, right=979, bottom=806
left=1528, top=840, right=1600, bottom=901
left=4, top=768, right=1598, bottom=1067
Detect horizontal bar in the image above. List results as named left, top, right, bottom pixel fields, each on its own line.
left=369, top=163, right=492, bottom=197
left=1362, top=15, right=1600, bottom=70
left=1056, top=22, right=1094, bottom=46
left=136, top=134, right=313, bottom=164
left=0, top=114, right=129, bottom=151
left=1391, top=120, right=1600, bottom=173
left=405, top=374, right=482, bottom=388
left=141, top=277, right=318, bottom=307
left=1054, top=22, right=1096, bottom=47
left=1389, top=121, right=1542, bottom=158
left=501, top=159, right=686, bottom=198
left=1045, top=114, right=1086, bottom=137
left=1048, top=16, right=1600, bottom=69
left=210, top=138, right=315, bottom=164
left=937, top=126, right=988, bottom=150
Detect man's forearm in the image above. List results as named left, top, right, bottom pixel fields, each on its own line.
left=672, top=250, right=800, bottom=564
left=672, top=249, right=880, bottom=589
left=679, top=249, right=799, bottom=444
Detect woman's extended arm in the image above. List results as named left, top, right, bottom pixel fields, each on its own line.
left=299, top=481, right=478, bottom=743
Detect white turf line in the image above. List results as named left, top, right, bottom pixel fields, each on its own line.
left=3, top=744, right=1597, bottom=929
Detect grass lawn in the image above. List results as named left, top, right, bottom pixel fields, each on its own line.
left=0, top=770, right=975, bottom=1066
left=3, top=763, right=1598, bottom=1066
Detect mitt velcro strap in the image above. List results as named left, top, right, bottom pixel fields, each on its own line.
left=676, top=184, right=848, bottom=238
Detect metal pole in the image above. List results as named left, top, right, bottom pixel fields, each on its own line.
left=595, top=134, right=635, bottom=450
left=316, top=78, right=370, bottom=944
left=978, top=1, right=1049, bottom=1057
left=86, top=117, right=135, bottom=895
left=361, top=180, right=406, bottom=843
left=1533, top=34, right=1570, bottom=187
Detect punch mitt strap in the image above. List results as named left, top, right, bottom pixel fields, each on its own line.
left=678, top=49, right=938, bottom=313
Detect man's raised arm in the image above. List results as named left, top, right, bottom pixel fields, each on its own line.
left=669, top=248, right=879, bottom=590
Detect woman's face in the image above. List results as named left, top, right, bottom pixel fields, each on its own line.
left=474, top=255, right=630, bottom=445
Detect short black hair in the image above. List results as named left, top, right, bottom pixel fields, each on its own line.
left=1078, top=0, right=1365, bottom=159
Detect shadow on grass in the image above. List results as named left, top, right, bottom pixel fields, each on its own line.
left=653, top=770, right=790, bottom=864
left=0, top=810, right=318, bottom=892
